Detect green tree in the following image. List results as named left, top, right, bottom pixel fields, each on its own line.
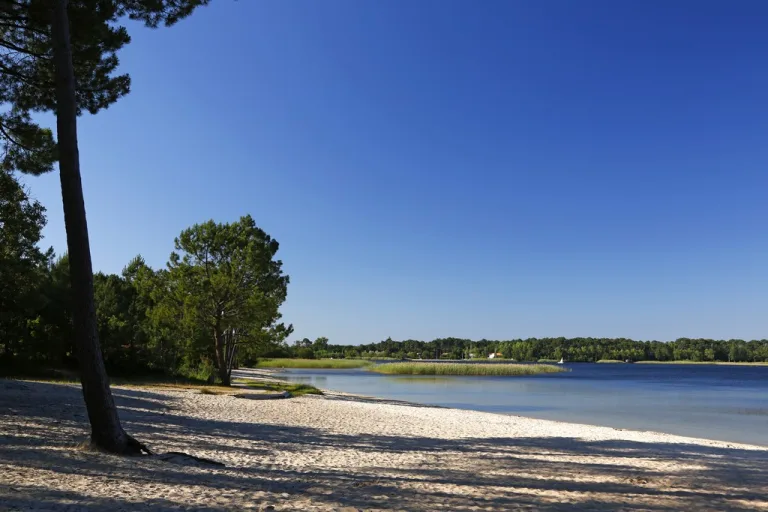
left=165, top=215, right=291, bottom=386
left=93, top=268, right=153, bottom=373
left=312, top=336, right=329, bottom=357
left=0, top=168, right=51, bottom=363
left=127, top=259, right=194, bottom=372
left=1, top=0, right=211, bottom=454
left=728, top=340, right=748, bottom=362
left=32, top=254, right=75, bottom=365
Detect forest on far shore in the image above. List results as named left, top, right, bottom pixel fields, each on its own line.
left=294, top=336, right=768, bottom=363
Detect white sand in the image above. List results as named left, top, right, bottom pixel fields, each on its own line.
left=1, top=378, right=767, bottom=511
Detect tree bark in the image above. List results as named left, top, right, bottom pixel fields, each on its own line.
left=50, top=0, right=147, bottom=455
left=225, top=330, right=237, bottom=378
left=213, top=323, right=229, bottom=386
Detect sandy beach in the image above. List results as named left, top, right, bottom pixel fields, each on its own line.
left=1, top=378, right=767, bottom=511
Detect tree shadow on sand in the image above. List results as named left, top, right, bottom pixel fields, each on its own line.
left=1, top=380, right=767, bottom=511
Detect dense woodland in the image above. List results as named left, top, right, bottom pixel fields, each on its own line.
left=301, top=337, right=768, bottom=363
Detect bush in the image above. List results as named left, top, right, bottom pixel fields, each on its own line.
left=294, top=347, right=315, bottom=359
left=178, top=358, right=217, bottom=383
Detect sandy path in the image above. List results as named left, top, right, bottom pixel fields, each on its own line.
left=1, top=379, right=767, bottom=511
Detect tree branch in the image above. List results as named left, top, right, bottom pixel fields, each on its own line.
left=0, top=120, right=36, bottom=152
left=0, top=61, right=46, bottom=88
left=0, top=19, right=49, bottom=37
left=0, top=38, right=49, bottom=59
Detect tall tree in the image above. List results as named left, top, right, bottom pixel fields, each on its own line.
left=32, top=253, right=75, bottom=365
left=1, top=0, right=210, bottom=454
left=94, top=270, right=150, bottom=373
left=0, top=168, right=51, bottom=362
left=165, top=215, right=291, bottom=385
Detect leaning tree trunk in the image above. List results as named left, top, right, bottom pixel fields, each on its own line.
left=51, top=0, right=148, bottom=455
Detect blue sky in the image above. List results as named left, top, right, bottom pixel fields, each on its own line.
left=24, top=0, right=768, bottom=343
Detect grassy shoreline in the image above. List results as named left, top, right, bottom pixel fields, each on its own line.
left=370, top=362, right=565, bottom=376
left=255, top=358, right=372, bottom=369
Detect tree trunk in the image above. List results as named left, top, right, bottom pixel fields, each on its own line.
left=213, top=325, right=229, bottom=386
left=50, top=0, right=147, bottom=455
left=224, top=329, right=237, bottom=382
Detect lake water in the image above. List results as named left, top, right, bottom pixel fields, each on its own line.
left=272, top=364, right=768, bottom=446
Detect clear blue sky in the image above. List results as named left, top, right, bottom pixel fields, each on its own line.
left=24, top=0, right=768, bottom=344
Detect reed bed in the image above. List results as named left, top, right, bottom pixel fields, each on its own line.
left=370, top=362, right=565, bottom=376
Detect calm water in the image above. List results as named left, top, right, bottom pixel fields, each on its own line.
left=273, top=364, right=768, bottom=446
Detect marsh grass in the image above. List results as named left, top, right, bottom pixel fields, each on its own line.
left=370, top=362, right=565, bottom=376
left=596, top=359, right=626, bottom=363
left=256, top=358, right=372, bottom=369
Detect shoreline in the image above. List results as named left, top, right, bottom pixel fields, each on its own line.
left=235, top=367, right=768, bottom=448
left=2, top=378, right=767, bottom=510
left=323, top=388, right=768, bottom=449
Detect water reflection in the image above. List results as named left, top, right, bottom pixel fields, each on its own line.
left=281, top=375, right=328, bottom=385
left=385, top=376, right=455, bottom=384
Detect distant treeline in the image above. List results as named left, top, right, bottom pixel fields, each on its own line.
left=292, top=337, right=768, bottom=363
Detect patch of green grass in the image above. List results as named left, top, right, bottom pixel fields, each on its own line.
left=537, top=358, right=560, bottom=363
left=242, top=380, right=323, bottom=396
left=369, top=362, right=565, bottom=376
left=596, top=359, right=625, bottom=363
left=255, top=358, right=372, bottom=369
